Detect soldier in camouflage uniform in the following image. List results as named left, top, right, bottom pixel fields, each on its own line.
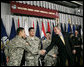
left=42, top=32, right=58, bottom=66
left=25, top=27, right=42, bottom=66
left=6, top=27, right=29, bottom=66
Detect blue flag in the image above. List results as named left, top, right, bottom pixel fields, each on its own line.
left=35, top=21, right=43, bottom=49
left=77, top=25, right=81, bottom=36
left=35, top=21, right=40, bottom=38
left=1, top=18, right=8, bottom=38
left=60, top=23, right=64, bottom=32
left=52, top=23, right=55, bottom=38
left=68, top=23, right=71, bottom=33
left=1, top=18, right=7, bottom=65
left=9, top=18, right=16, bottom=40
left=64, top=23, right=66, bottom=32
left=73, top=25, right=75, bottom=35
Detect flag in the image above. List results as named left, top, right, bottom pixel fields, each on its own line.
left=33, top=21, right=34, bottom=28
left=41, top=21, right=46, bottom=39
left=1, top=18, right=8, bottom=65
left=1, top=18, right=8, bottom=38
left=81, top=27, right=83, bottom=36
left=77, top=25, right=81, bottom=36
left=24, top=18, right=29, bottom=36
left=35, top=21, right=40, bottom=38
left=35, top=21, right=43, bottom=49
left=64, top=23, right=66, bottom=32
left=68, top=23, right=71, bottom=33
left=73, top=25, right=75, bottom=35
left=18, top=17, right=20, bottom=28
left=52, top=23, right=55, bottom=38
left=60, top=23, right=64, bottom=32
left=9, top=18, right=16, bottom=40
left=47, top=21, right=51, bottom=32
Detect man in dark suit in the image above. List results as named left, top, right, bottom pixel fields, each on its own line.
left=41, top=25, right=74, bottom=66
left=71, top=30, right=82, bottom=66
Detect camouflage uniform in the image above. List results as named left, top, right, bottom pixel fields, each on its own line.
left=42, top=39, right=58, bottom=66
left=7, top=35, right=28, bottom=66
left=25, top=36, right=41, bottom=66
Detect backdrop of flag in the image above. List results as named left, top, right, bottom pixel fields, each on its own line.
left=60, top=23, right=64, bottom=32
left=35, top=21, right=43, bottom=49
left=68, top=23, right=72, bottom=33
left=1, top=18, right=8, bottom=66
left=9, top=18, right=16, bottom=40
left=41, top=21, right=46, bottom=40
left=47, top=21, right=51, bottom=33
left=35, top=21, right=40, bottom=38
left=73, top=25, right=75, bottom=35
left=18, top=17, right=20, bottom=28
left=77, top=25, right=81, bottom=36
left=52, top=23, right=55, bottom=39
left=81, top=28, right=83, bottom=36
left=33, top=20, right=34, bottom=29
left=1, top=18, right=8, bottom=38
left=64, top=23, right=66, bottom=32
left=24, top=18, right=29, bottom=36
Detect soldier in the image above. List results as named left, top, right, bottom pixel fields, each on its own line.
left=7, top=27, right=29, bottom=66
left=25, top=27, right=42, bottom=66
left=42, top=32, right=58, bottom=66
left=71, top=30, right=82, bottom=66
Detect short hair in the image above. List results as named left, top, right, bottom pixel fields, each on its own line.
left=28, top=27, right=34, bottom=32
left=54, top=25, right=61, bottom=30
left=17, top=27, right=24, bottom=35
left=46, top=31, right=51, bottom=34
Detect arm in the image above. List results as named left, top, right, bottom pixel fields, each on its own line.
left=45, top=35, right=56, bottom=53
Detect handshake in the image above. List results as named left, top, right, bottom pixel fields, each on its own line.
left=39, top=50, right=57, bottom=58
left=39, top=49, right=46, bottom=55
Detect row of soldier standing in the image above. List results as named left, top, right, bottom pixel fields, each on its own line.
left=2, top=25, right=82, bottom=66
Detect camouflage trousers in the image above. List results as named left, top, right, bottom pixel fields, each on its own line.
left=44, top=55, right=57, bottom=66
left=7, top=57, right=22, bottom=66
left=25, top=55, right=39, bottom=66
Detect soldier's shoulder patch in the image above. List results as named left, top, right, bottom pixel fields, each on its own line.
left=35, top=36, right=40, bottom=40
left=26, top=36, right=30, bottom=40
left=70, top=34, right=74, bottom=38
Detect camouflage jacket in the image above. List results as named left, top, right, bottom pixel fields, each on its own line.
left=7, top=35, right=29, bottom=66
left=42, top=39, right=58, bottom=56
left=25, top=36, right=41, bottom=60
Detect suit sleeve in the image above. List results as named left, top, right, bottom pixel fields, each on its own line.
left=45, top=36, right=56, bottom=53
left=68, top=33, right=74, bottom=50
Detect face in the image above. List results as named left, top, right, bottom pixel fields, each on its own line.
left=29, top=29, right=35, bottom=37
left=54, top=27, right=60, bottom=34
left=75, top=30, right=78, bottom=35
left=20, top=29, right=26, bottom=38
left=46, top=33, right=51, bottom=40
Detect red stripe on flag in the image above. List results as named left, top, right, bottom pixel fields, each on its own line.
left=47, top=21, right=51, bottom=32
left=33, top=21, right=34, bottom=29
left=42, top=21, right=46, bottom=37
left=18, top=18, right=20, bottom=28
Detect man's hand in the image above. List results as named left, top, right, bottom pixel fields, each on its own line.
left=72, top=49, right=76, bottom=54
left=39, top=50, right=46, bottom=55
left=6, top=56, right=9, bottom=63
left=52, top=54, right=57, bottom=58
left=26, top=43, right=29, bottom=45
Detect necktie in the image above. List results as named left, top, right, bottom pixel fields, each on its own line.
left=60, top=35, right=65, bottom=45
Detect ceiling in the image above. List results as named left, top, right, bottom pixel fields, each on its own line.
left=49, top=1, right=83, bottom=9
left=1, top=1, right=83, bottom=9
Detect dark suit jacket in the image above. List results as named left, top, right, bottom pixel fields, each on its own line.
left=45, top=32, right=73, bottom=58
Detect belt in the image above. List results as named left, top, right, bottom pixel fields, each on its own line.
left=74, top=45, right=80, bottom=47
left=47, top=55, right=54, bottom=58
